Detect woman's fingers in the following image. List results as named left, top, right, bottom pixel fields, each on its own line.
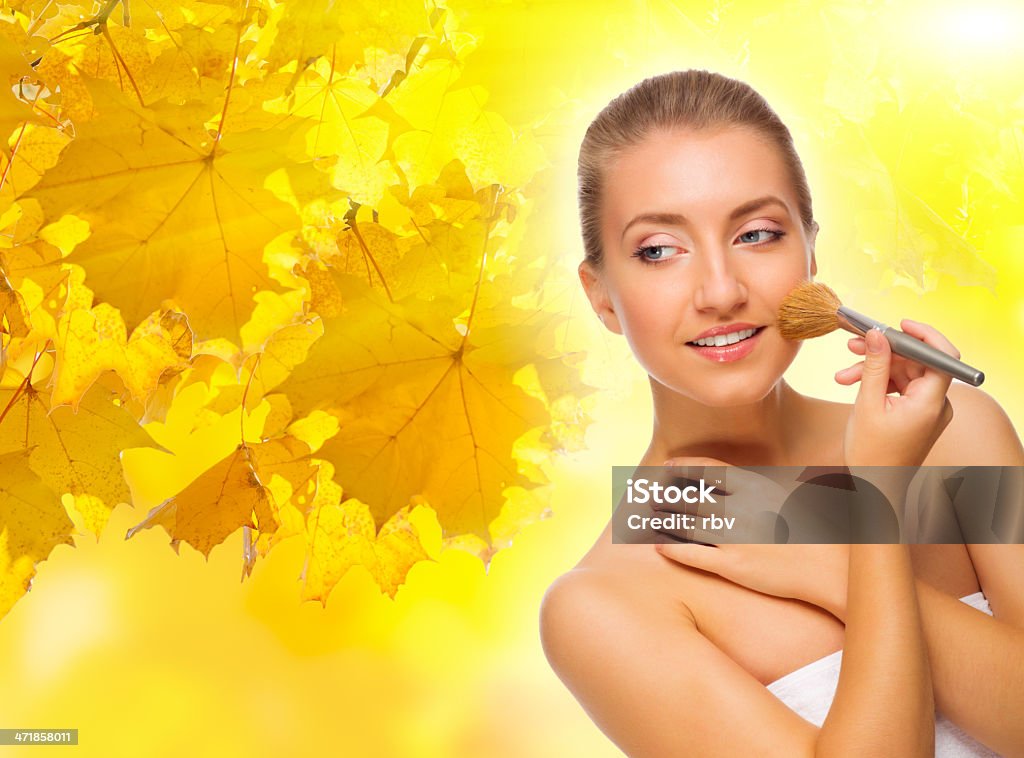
left=655, top=541, right=722, bottom=572
left=661, top=457, right=732, bottom=497
left=835, top=360, right=860, bottom=384
left=656, top=509, right=786, bottom=544
left=896, top=319, right=957, bottom=405
left=850, top=336, right=926, bottom=379
left=663, top=456, right=731, bottom=468
left=841, top=319, right=962, bottom=467
left=836, top=362, right=905, bottom=395
left=900, top=318, right=961, bottom=359
left=843, top=326, right=940, bottom=394
left=854, top=328, right=892, bottom=412
left=848, top=320, right=959, bottom=360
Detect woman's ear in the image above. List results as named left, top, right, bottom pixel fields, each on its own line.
left=578, top=261, right=622, bottom=334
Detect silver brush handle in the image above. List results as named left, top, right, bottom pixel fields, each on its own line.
left=837, top=306, right=985, bottom=387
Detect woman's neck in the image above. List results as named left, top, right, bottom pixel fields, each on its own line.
left=642, top=379, right=806, bottom=466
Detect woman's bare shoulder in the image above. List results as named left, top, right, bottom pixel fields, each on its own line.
left=793, top=383, right=1023, bottom=465
left=539, top=565, right=818, bottom=756
left=540, top=565, right=694, bottom=679
left=928, top=383, right=1024, bottom=465
left=543, top=543, right=694, bottom=615
left=541, top=548, right=697, bottom=654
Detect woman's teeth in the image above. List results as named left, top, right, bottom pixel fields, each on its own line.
left=691, top=328, right=758, bottom=347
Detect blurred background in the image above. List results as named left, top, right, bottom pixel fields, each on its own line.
left=2, top=0, right=1022, bottom=755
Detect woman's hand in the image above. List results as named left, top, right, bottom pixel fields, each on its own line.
left=654, top=456, right=850, bottom=618
left=651, top=458, right=789, bottom=543
left=836, top=319, right=956, bottom=467
left=656, top=540, right=850, bottom=619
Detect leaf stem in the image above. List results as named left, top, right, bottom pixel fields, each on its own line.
left=49, top=0, right=122, bottom=44
left=47, top=0, right=144, bottom=106
left=461, top=185, right=502, bottom=346
left=0, top=345, right=46, bottom=428
left=239, top=352, right=262, bottom=447
left=351, top=219, right=393, bottom=302
left=26, top=0, right=56, bottom=36
left=211, top=0, right=250, bottom=157
left=99, top=24, right=144, bottom=106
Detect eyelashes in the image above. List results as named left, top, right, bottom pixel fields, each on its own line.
left=631, top=228, right=787, bottom=266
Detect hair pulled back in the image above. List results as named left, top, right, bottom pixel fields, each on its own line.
left=578, top=70, right=818, bottom=267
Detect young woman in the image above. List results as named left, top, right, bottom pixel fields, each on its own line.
left=541, top=70, right=1024, bottom=756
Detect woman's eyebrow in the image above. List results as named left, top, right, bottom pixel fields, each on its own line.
left=619, top=195, right=790, bottom=242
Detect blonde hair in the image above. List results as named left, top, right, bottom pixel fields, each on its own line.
left=578, top=69, right=818, bottom=267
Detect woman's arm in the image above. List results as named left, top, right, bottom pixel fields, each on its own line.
left=833, top=350, right=1024, bottom=754
left=541, top=551, right=934, bottom=757
left=914, top=575, right=1024, bottom=756
left=541, top=569, right=817, bottom=757
left=817, top=544, right=933, bottom=755
left=912, top=383, right=1024, bottom=755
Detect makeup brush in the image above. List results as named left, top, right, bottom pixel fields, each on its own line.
left=777, top=281, right=984, bottom=387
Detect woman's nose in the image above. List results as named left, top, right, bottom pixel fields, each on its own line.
left=692, top=253, right=748, bottom=314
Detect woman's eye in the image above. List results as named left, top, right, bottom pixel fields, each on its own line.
left=738, top=228, right=785, bottom=245
left=632, top=244, right=680, bottom=264
left=632, top=229, right=785, bottom=265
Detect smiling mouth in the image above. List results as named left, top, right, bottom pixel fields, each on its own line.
left=686, top=326, right=766, bottom=347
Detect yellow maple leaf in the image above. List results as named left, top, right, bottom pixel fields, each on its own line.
left=0, top=125, right=71, bottom=214
left=264, top=0, right=347, bottom=79
left=279, top=272, right=551, bottom=540
left=386, top=57, right=547, bottom=191
left=0, top=236, right=68, bottom=372
left=252, top=454, right=337, bottom=564
left=0, top=35, right=43, bottom=150
left=0, top=378, right=160, bottom=536
left=25, top=79, right=305, bottom=340
left=255, top=0, right=430, bottom=91
left=197, top=317, right=321, bottom=420
left=0, top=0, right=594, bottom=612
left=301, top=495, right=429, bottom=604
left=126, top=436, right=316, bottom=559
left=250, top=435, right=319, bottom=519
left=51, top=304, right=192, bottom=408
left=0, top=450, right=74, bottom=621
left=146, top=25, right=244, bottom=105
left=265, top=62, right=399, bottom=207
left=1, top=269, right=30, bottom=341
left=126, top=443, right=274, bottom=559
left=300, top=161, right=514, bottom=304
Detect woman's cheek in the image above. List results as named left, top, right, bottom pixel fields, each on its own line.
left=619, top=292, right=680, bottom=344
left=621, top=315, right=686, bottom=381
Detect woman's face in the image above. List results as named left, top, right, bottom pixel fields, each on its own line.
left=581, top=126, right=818, bottom=407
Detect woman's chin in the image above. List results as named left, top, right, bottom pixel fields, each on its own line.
left=651, top=370, right=786, bottom=408
left=698, top=384, right=779, bottom=407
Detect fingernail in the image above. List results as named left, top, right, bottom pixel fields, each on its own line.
left=663, top=460, right=675, bottom=467
left=867, top=328, right=883, bottom=353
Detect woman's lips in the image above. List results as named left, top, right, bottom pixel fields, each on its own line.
left=687, top=327, right=765, bottom=363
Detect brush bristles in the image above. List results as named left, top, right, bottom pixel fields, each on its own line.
left=777, top=281, right=842, bottom=340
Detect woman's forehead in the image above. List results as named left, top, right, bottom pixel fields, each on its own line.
left=614, top=124, right=779, bottom=162
left=601, top=130, right=797, bottom=240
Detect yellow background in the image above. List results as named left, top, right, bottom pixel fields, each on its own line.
left=3, top=1, right=1023, bottom=755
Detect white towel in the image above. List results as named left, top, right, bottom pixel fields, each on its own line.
left=766, top=591, right=1001, bottom=756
